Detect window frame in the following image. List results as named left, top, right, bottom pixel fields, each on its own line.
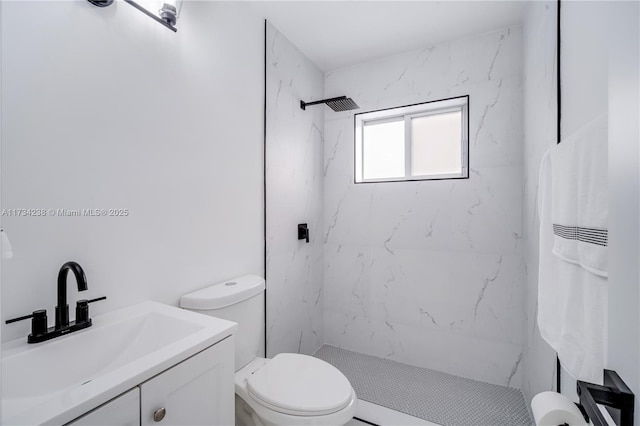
left=354, top=95, right=470, bottom=184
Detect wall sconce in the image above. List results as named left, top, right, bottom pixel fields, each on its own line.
left=87, top=0, right=183, bottom=32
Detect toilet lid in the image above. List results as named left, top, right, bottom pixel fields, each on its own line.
left=247, top=353, right=354, bottom=416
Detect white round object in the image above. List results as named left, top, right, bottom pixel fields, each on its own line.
left=247, top=353, right=354, bottom=416
left=531, top=391, right=588, bottom=426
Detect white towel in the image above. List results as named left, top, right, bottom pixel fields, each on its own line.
left=538, top=150, right=608, bottom=384
left=550, top=114, right=608, bottom=277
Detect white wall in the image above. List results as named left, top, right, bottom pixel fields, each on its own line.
left=511, top=1, right=640, bottom=413
left=1, top=1, right=265, bottom=342
left=0, top=1, right=4, bottom=417
left=559, top=0, right=611, bottom=403
left=607, top=1, right=640, bottom=421
left=521, top=0, right=558, bottom=403
left=561, top=4, right=640, bottom=419
left=561, top=2, right=608, bottom=138
left=322, top=27, right=525, bottom=388
left=265, top=22, right=324, bottom=357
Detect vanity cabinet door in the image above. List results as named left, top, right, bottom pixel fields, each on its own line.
left=67, top=388, right=140, bottom=426
left=140, top=336, right=235, bottom=426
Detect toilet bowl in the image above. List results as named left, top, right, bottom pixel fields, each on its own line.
left=181, top=275, right=357, bottom=426
left=235, top=356, right=357, bottom=426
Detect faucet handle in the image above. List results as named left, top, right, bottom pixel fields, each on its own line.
left=31, top=310, right=48, bottom=336
left=75, top=300, right=89, bottom=324
left=5, top=313, right=35, bottom=324
left=75, top=296, right=106, bottom=324
left=5, top=309, right=48, bottom=336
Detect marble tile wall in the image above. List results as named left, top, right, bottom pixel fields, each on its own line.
left=521, top=1, right=562, bottom=403
left=323, top=26, right=526, bottom=387
left=265, top=23, right=324, bottom=357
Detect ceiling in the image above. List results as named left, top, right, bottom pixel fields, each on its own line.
left=250, top=1, right=527, bottom=71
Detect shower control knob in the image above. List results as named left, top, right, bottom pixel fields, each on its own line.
left=153, top=407, right=166, bottom=422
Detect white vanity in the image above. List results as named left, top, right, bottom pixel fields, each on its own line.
left=2, top=301, right=237, bottom=425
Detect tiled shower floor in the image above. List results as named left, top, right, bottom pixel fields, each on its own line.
left=314, top=345, right=533, bottom=426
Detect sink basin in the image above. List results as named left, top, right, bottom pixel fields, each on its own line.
left=2, top=301, right=237, bottom=425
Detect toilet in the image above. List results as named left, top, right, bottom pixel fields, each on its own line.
left=180, top=275, right=357, bottom=426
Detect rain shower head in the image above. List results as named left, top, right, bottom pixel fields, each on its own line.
left=300, top=96, right=360, bottom=112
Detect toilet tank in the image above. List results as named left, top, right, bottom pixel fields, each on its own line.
left=180, top=275, right=265, bottom=371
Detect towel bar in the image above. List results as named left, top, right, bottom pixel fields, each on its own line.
left=576, top=370, right=634, bottom=426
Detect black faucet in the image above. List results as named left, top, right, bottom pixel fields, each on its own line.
left=5, top=261, right=106, bottom=343
left=55, top=261, right=88, bottom=328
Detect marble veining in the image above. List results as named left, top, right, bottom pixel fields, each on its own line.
left=474, top=78, right=503, bottom=147
left=507, top=352, right=524, bottom=387
left=266, top=18, right=553, bottom=394
left=488, top=30, right=508, bottom=81
left=323, top=26, right=526, bottom=388
left=474, top=255, right=503, bottom=321
left=266, top=23, right=324, bottom=357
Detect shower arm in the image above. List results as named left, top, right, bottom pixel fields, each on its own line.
left=300, top=96, right=348, bottom=110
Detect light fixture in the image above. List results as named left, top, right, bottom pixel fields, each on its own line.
left=87, top=0, right=183, bottom=32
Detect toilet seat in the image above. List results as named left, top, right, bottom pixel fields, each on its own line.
left=245, top=353, right=354, bottom=416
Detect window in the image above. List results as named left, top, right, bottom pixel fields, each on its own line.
left=354, top=96, right=469, bottom=183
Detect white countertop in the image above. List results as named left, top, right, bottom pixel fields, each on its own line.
left=2, top=301, right=237, bottom=425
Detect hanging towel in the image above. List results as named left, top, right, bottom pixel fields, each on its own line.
left=550, top=114, right=608, bottom=277
left=538, top=149, right=608, bottom=384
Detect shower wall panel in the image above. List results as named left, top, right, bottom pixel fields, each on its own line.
left=322, top=26, right=525, bottom=388
left=265, top=22, right=324, bottom=356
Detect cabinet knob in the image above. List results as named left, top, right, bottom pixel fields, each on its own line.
left=153, top=407, right=166, bottom=422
